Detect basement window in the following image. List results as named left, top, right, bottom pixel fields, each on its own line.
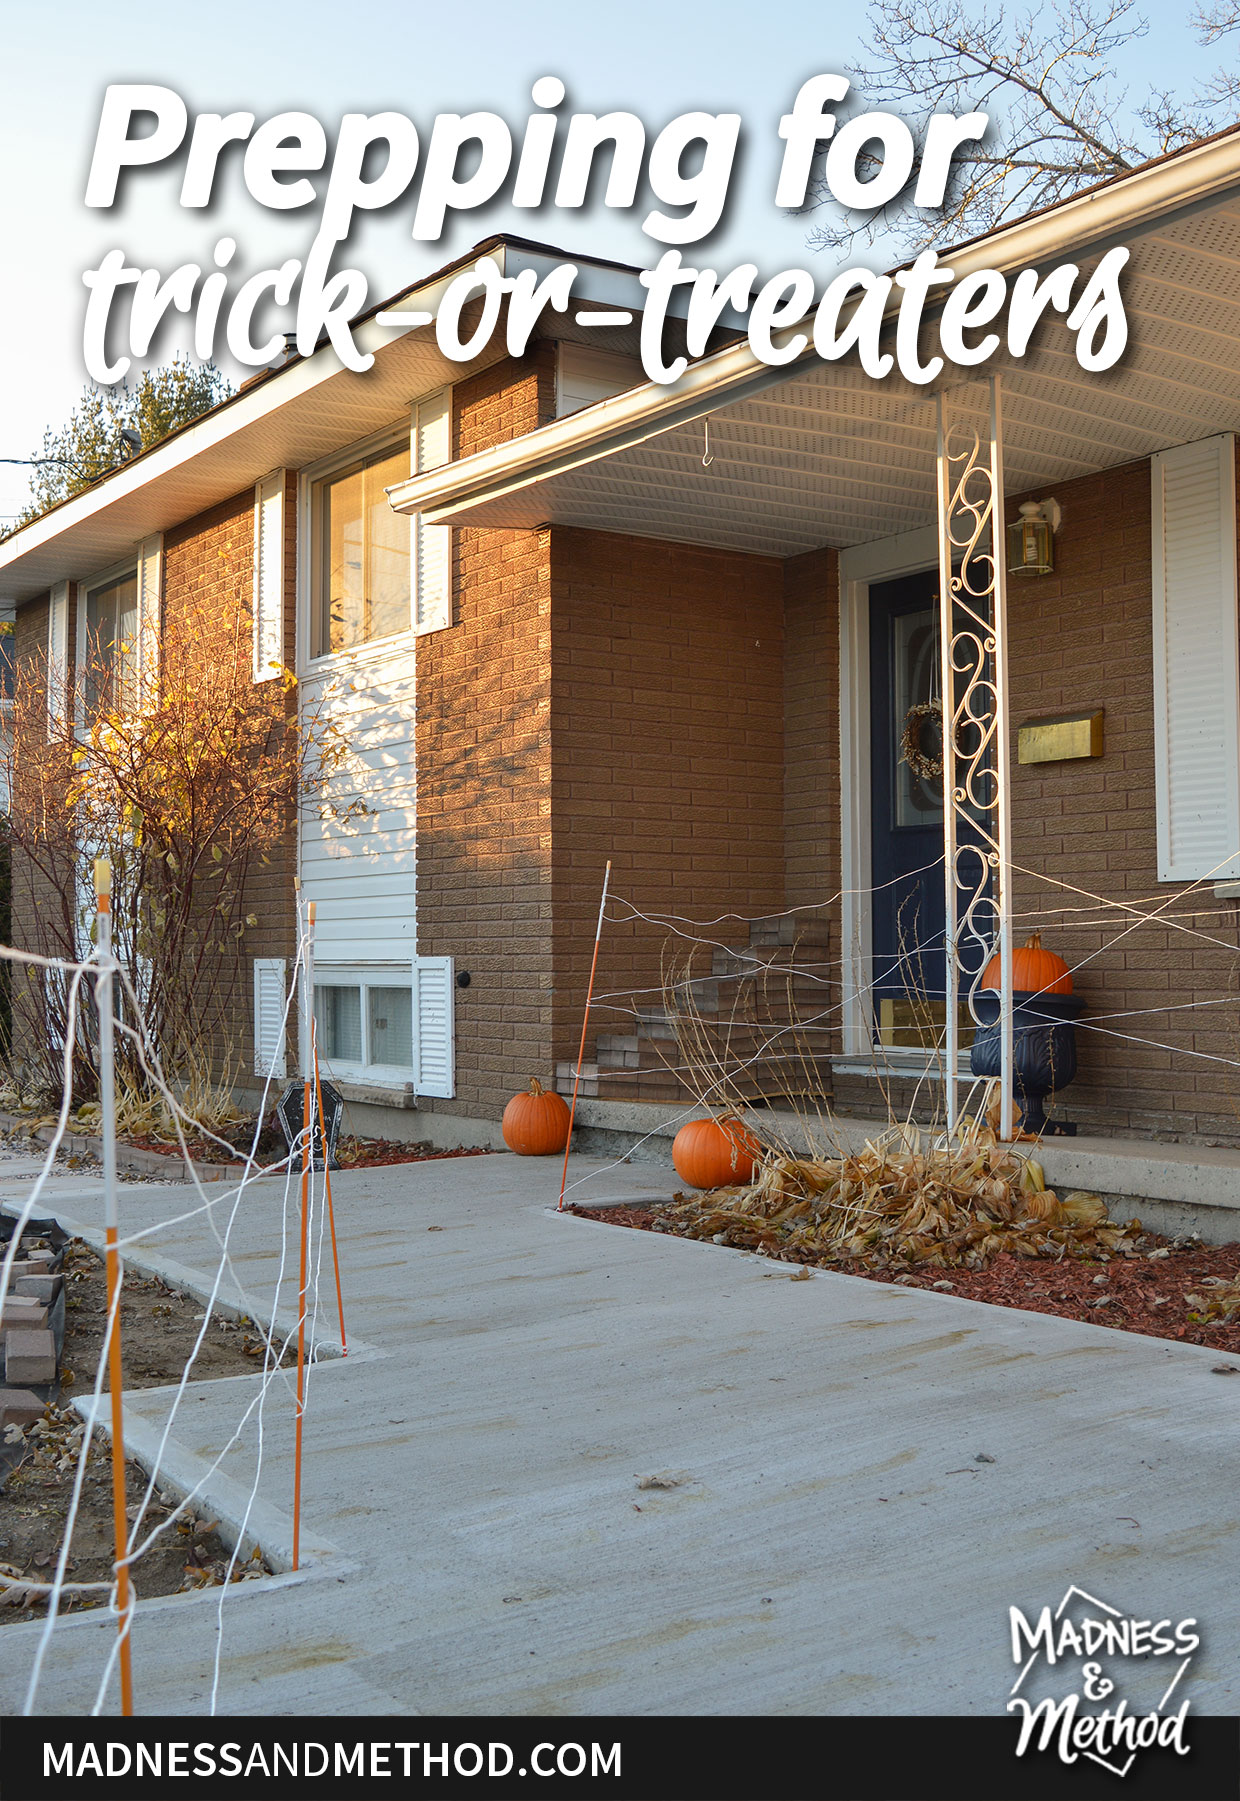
left=314, top=967, right=413, bottom=1077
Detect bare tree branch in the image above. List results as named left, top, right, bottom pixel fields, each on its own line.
left=808, top=0, right=1240, bottom=256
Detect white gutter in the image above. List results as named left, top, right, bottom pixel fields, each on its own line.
left=0, top=241, right=664, bottom=596
left=389, top=126, right=1240, bottom=524
left=0, top=267, right=461, bottom=577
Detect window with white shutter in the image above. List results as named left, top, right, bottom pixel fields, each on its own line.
left=253, top=958, right=288, bottom=1080
left=1152, top=434, right=1240, bottom=881
left=136, top=534, right=162, bottom=701
left=413, top=391, right=451, bottom=635
left=414, top=955, right=455, bottom=1097
left=253, top=471, right=285, bottom=681
left=47, top=580, right=69, bottom=738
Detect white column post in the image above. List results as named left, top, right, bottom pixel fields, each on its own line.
left=935, top=375, right=1015, bottom=1141
left=988, top=376, right=1016, bottom=1142
left=935, top=393, right=960, bottom=1134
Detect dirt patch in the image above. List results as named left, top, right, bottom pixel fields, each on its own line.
left=568, top=1203, right=1240, bottom=1355
left=122, top=1125, right=495, bottom=1172
left=57, top=1237, right=281, bottom=1397
left=0, top=1238, right=284, bottom=1623
left=1, top=1408, right=269, bottom=1624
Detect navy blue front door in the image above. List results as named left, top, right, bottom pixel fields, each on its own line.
left=869, top=572, right=947, bottom=1034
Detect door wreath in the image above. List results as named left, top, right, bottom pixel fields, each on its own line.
left=900, top=699, right=943, bottom=781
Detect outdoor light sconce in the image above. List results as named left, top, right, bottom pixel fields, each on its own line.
left=1007, top=498, right=1061, bottom=576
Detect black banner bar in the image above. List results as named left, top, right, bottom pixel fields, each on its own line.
left=1, top=1715, right=1237, bottom=1801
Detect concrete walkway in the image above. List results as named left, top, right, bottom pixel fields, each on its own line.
left=0, top=1146, right=1237, bottom=1717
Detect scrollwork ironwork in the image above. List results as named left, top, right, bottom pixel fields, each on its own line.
left=936, top=381, right=1014, bottom=1136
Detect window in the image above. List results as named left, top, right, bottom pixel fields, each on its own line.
left=314, top=968, right=413, bottom=1076
left=306, top=391, right=451, bottom=661
left=83, top=569, right=138, bottom=717
left=311, top=442, right=411, bottom=657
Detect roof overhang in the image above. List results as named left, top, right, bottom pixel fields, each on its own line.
left=0, top=239, right=695, bottom=603
left=388, top=127, right=1240, bottom=557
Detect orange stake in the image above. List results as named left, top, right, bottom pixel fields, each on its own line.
left=312, top=1024, right=347, bottom=1357
left=558, top=861, right=611, bottom=1211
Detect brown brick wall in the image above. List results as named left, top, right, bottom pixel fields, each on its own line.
left=161, top=481, right=299, bottom=1081
left=411, top=349, right=558, bottom=1119
left=7, top=484, right=300, bottom=1094
left=1003, top=454, right=1240, bottom=1142
left=783, top=547, right=842, bottom=1061
left=549, top=526, right=787, bottom=1072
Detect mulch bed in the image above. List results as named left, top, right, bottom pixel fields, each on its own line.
left=122, top=1129, right=494, bottom=1172
left=568, top=1202, right=1240, bottom=1356
left=0, top=1239, right=284, bottom=1624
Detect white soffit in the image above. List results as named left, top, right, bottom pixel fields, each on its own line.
left=409, top=194, right=1240, bottom=559
left=0, top=241, right=661, bottom=603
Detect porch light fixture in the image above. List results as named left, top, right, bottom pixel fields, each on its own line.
left=1007, top=498, right=1061, bottom=576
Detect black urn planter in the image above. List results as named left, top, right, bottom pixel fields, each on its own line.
left=969, top=989, right=1086, bottom=1136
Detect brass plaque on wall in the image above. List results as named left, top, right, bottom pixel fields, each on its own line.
left=1017, top=709, right=1104, bottom=764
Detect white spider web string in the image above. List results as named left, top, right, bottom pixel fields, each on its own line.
left=6, top=934, right=333, bottom=1718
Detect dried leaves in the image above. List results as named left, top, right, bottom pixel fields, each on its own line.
left=1186, top=1277, right=1240, bottom=1324
left=654, top=1125, right=1141, bottom=1272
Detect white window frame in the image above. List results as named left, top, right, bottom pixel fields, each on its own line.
left=313, top=961, right=416, bottom=1087
left=299, top=391, right=452, bottom=675
left=75, top=552, right=141, bottom=736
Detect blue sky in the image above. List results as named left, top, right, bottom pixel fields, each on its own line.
left=0, top=0, right=1222, bottom=521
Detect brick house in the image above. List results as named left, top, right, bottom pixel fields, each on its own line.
left=7, top=131, right=1240, bottom=1154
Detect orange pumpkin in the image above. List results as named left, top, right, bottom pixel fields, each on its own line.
left=672, top=1116, right=762, bottom=1190
left=502, top=1078, right=571, bottom=1155
left=982, top=930, right=1072, bottom=996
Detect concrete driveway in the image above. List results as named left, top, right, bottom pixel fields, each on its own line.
left=0, top=1146, right=1236, bottom=1717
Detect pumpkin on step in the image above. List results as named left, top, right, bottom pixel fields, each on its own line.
left=502, top=1078, right=571, bottom=1155
left=672, top=1116, right=762, bottom=1191
left=981, top=930, right=1072, bottom=996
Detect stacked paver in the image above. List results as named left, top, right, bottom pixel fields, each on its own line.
left=0, top=1223, right=66, bottom=1432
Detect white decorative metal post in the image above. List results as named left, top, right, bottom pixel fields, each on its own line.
left=935, top=375, right=1015, bottom=1139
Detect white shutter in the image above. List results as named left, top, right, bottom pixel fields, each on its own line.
left=414, top=955, right=455, bottom=1097
left=47, top=580, right=69, bottom=738
left=253, top=957, right=288, bottom=1079
left=136, top=534, right=162, bottom=701
left=413, top=392, right=451, bottom=634
left=1152, top=434, right=1240, bottom=880
left=253, top=471, right=285, bottom=681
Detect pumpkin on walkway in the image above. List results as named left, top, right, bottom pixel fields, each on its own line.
left=981, top=930, right=1073, bottom=996
left=672, top=1116, right=763, bottom=1191
left=502, top=1078, right=571, bottom=1155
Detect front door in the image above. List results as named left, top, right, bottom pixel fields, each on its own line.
left=869, top=571, right=948, bottom=1047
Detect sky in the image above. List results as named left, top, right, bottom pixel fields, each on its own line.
left=0, top=0, right=1222, bottom=525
